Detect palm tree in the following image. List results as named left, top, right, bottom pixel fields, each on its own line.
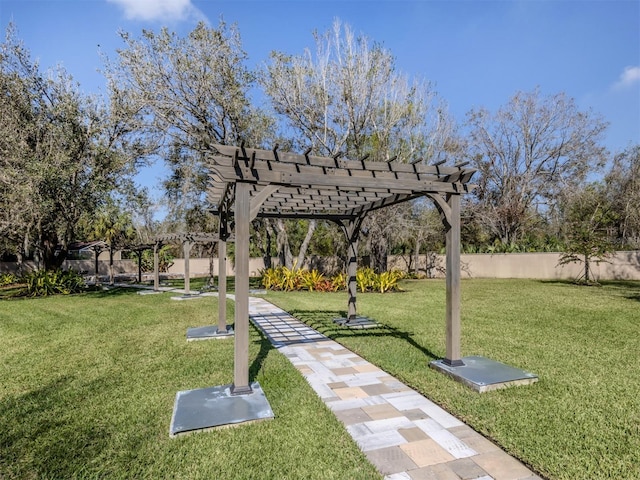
left=92, top=201, right=136, bottom=285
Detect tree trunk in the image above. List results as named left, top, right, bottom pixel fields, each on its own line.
left=255, top=220, right=273, bottom=269
left=41, top=230, right=65, bottom=271
left=584, top=254, right=591, bottom=283
left=370, top=235, right=388, bottom=273
left=207, top=245, right=215, bottom=287
left=296, top=220, right=317, bottom=269
left=275, top=219, right=293, bottom=268
left=15, top=251, right=24, bottom=275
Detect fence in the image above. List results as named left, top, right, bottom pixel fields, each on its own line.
left=388, top=251, right=640, bottom=281
left=2, top=252, right=639, bottom=281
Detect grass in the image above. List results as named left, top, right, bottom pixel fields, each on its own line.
left=0, top=287, right=380, bottom=479
left=3, top=279, right=638, bottom=479
left=123, top=275, right=264, bottom=292
left=263, top=279, right=640, bottom=480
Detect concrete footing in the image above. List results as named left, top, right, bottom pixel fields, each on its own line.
left=430, top=355, right=538, bottom=393
left=169, top=382, right=273, bottom=437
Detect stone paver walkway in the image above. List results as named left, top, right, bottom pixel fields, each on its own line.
left=248, top=296, right=541, bottom=480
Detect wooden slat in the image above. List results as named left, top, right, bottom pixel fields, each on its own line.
left=208, top=144, right=476, bottom=220
left=211, top=145, right=477, bottom=176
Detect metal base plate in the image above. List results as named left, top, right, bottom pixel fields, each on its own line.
left=430, top=355, right=538, bottom=393
left=169, top=382, right=274, bottom=437
left=186, top=325, right=234, bottom=341
left=333, top=316, right=379, bottom=329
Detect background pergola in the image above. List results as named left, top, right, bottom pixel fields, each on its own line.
left=152, top=232, right=220, bottom=296
left=207, top=143, right=477, bottom=395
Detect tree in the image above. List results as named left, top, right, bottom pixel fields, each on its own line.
left=262, top=19, right=455, bottom=271
left=104, top=21, right=274, bottom=230
left=558, top=183, right=616, bottom=284
left=605, top=145, right=640, bottom=248
left=466, top=88, right=609, bottom=246
left=392, top=201, right=445, bottom=276
left=0, top=25, right=139, bottom=270
left=91, top=200, right=137, bottom=285
left=0, top=62, right=33, bottom=266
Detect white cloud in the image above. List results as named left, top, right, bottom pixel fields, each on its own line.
left=612, top=65, right=640, bottom=90
left=106, top=0, right=206, bottom=23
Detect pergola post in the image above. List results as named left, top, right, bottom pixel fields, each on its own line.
left=153, top=242, right=160, bottom=292
left=93, top=246, right=100, bottom=286
left=444, top=194, right=463, bottom=367
left=217, top=236, right=227, bottom=332
left=347, top=235, right=358, bottom=322
left=338, top=217, right=364, bottom=323
left=136, top=250, right=143, bottom=283
left=183, top=240, right=191, bottom=295
left=231, top=181, right=251, bottom=395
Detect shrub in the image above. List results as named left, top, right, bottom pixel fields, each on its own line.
left=0, top=273, right=17, bottom=286
left=331, top=272, right=347, bottom=292
left=140, top=245, right=175, bottom=273
left=260, top=267, right=280, bottom=290
left=356, top=267, right=376, bottom=293
left=24, top=269, right=86, bottom=297
left=374, top=270, right=403, bottom=293
left=261, top=267, right=402, bottom=293
left=300, top=269, right=325, bottom=292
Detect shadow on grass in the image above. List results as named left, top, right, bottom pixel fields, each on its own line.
left=81, top=286, right=143, bottom=298
left=0, top=375, right=110, bottom=479
left=539, top=278, right=640, bottom=301
left=249, top=329, right=276, bottom=382
left=139, top=276, right=263, bottom=293
left=0, top=286, right=140, bottom=301
left=538, top=279, right=586, bottom=287
left=288, top=308, right=439, bottom=362
left=600, top=280, right=640, bottom=302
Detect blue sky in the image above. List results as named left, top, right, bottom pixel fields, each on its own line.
left=1, top=0, right=639, bottom=195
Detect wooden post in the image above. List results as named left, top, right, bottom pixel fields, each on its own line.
left=137, top=250, right=142, bottom=283
left=153, top=242, right=160, bottom=292
left=347, top=238, right=358, bottom=322
left=217, top=238, right=227, bottom=332
left=339, top=218, right=363, bottom=324
left=94, top=247, right=100, bottom=286
left=183, top=240, right=191, bottom=295
left=444, top=194, right=463, bottom=366
left=232, top=182, right=251, bottom=395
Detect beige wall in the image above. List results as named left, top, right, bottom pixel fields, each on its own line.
left=61, top=259, right=137, bottom=276
left=0, top=259, right=136, bottom=276
left=2, top=252, right=639, bottom=281
left=388, top=251, right=640, bottom=281
left=167, top=258, right=273, bottom=278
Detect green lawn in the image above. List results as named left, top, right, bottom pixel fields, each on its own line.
left=2, top=280, right=639, bottom=479
left=0, top=288, right=380, bottom=479
left=263, top=279, right=640, bottom=480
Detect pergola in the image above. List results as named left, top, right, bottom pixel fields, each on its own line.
left=169, top=143, right=539, bottom=435
left=127, top=243, right=154, bottom=283
left=68, top=241, right=108, bottom=284
left=208, top=143, right=477, bottom=395
left=152, top=232, right=234, bottom=340
left=152, top=232, right=220, bottom=296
